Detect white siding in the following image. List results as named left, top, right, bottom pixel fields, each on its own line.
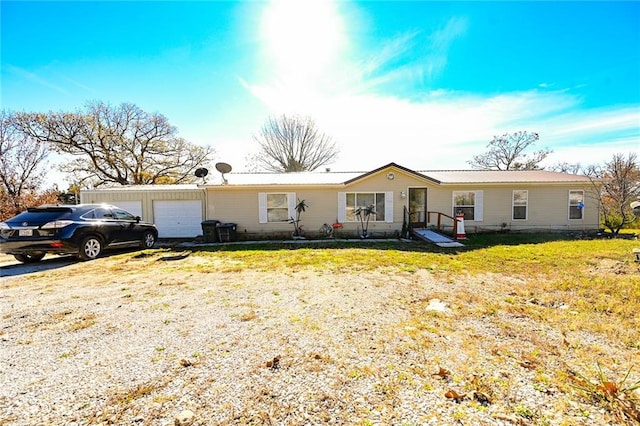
left=385, top=191, right=394, bottom=223
left=337, top=192, right=347, bottom=223
left=153, top=200, right=203, bottom=238
left=110, top=201, right=142, bottom=218
left=258, top=193, right=268, bottom=224
left=474, top=190, right=484, bottom=221
left=288, top=192, right=297, bottom=219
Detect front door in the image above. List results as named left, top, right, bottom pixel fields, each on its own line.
left=409, top=188, right=427, bottom=228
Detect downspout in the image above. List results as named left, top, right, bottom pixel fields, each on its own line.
left=200, top=184, right=208, bottom=221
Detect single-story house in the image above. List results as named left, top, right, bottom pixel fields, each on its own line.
left=80, top=162, right=600, bottom=240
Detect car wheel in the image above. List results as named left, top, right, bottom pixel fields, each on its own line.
left=14, top=252, right=46, bottom=263
left=78, top=236, right=103, bottom=261
left=140, top=231, right=156, bottom=249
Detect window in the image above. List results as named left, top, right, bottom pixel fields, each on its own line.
left=452, top=190, right=483, bottom=221
left=267, top=193, right=289, bottom=222
left=453, top=191, right=474, bottom=220
left=86, top=207, right=114, bottom=219
left=337, top=192, right=393, bottom=223
left=113, top=208, right=137, bottom=221
left=258, top=193, right=296, bottom=223
left=346, top=193, right=386, bottom=222
left=512, top=190, right=528, bottom=220
left=569, top=190, right=584, bottom=220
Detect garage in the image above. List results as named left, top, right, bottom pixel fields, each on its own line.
left=153, top=200, right=203, bottom=238
left=80, top=184, right=205, bottom=239
left=110, top=201, right=142, bottom=218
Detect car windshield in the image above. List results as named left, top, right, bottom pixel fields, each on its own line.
left=7, top=208, right=72, bottom=225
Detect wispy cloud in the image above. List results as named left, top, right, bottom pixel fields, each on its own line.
left=246, top=79, right=638, bottom=170
left=307, top=89, right=587, bottom=169
left=240, top=1, right=639, bottom=171
left=423, top=16, right=468, bottom=83
left=541, top=107, right=639, bottom=139
left=58, top=75, right=97, bottom=95
left=5, top=64, right=71, bottom=96
left=350, top=17, right=468, bottom=92
left=526, top=105, right=640, bottom=166
left=357, top=30, right=419, bottom=79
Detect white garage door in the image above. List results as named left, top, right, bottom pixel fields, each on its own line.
left=153, top=200, right=203, bottom=238
left=110, top=201, right=142, bottom=218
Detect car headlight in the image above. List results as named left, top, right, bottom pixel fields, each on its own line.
left=41, top=220, right=74, bottom=229
left=0, top=222, right=10, bottom=230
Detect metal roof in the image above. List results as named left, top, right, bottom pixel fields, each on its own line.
left=203, top=164, right=592, bottom=187
left=205, top=171, right=364, bottom=186
left=82, top=184, right=200, bottom=192
left=420, top=170, right=593, bottom=185
left=81, top=164, right=593, bottom=190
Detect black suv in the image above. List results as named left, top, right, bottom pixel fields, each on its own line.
left=0, top=204, right=158, bottom=263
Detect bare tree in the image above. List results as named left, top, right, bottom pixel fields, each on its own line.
left=14, top=101, right=215, bottom=187
left=468, top=131, right=551, bottom=170
left=585, top=152, right=640, bottom=234
left=251, top=115, right=339, bottom=172
left=0, top=110, right=58, bottom=220
left=550, top=161, right=584, bottom=175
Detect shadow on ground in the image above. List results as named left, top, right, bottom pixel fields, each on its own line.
left=0, top=255, right=78, bottom=278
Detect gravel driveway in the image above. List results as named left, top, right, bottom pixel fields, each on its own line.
left=0, top=251, right=635, bottom=425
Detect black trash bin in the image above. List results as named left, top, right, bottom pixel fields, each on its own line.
left=216, top=222, right=237, bottom=242
left=201, top=220, right=220, bottom=243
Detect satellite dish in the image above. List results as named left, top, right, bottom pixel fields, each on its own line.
left=215, top=162, right=232, bottom=174
left=215, top=162, right=232, bottom=185
left=195, top=168, right=209, bottom=178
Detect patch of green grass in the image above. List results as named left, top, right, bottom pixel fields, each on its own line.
left=168, top=233, right=637, bottom=278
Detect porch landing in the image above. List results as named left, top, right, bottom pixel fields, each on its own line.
left=412, top=229, right=465, bottom=248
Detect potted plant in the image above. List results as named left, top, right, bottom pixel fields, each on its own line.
left=290, top=199, right=308, bottom=239
left=354, top=204, right=375, bottom=238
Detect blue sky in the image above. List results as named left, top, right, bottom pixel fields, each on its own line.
left=2, top=1, right=639, bottom=183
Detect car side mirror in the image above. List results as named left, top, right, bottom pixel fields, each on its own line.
left=135, top=216, right=141, bottom=223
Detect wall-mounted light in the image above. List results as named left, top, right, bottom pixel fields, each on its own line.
left=400, top=191, right=406, bottom=199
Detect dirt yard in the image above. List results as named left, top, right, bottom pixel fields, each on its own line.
left=1, top=248, right=638, bottom=425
